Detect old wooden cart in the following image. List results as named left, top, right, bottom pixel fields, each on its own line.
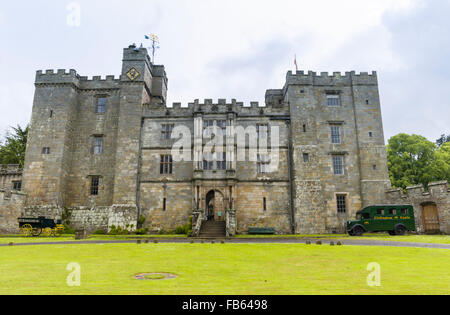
left=18, top=217, right=64, bottom=237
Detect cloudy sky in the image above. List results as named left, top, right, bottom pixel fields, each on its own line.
left=0, top=0, right=448, bottom=143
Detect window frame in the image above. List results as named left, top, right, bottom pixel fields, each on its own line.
left=216, top=151, right=227, bottom=171
left=337, top=195, right=347, bottom=214
left=161, top=123, right=174, bottom=140
left=332, top=155, right=345, bottom=175
left=42, top=147, right=51, bottom=155
left=90, top=176, right=100, bottom=196
left=92, top=136, right=104, bottom=155
left=257, top=123, right=270, bottom=139
left=12, top=181, right=22, bottom=191
left=327, top=94, right=340, bottom=107
left=257, top=154, right=271, bottom=174
left=95, top=97, right=107, bottom=114
left=330, top=125, right=342, bottom=144
left=160, top=155, right=173, bottom=175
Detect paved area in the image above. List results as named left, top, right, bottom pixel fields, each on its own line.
left=1, top=238, right=449, bottom=249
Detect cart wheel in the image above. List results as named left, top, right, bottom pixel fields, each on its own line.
left=43, top=228, right=53, bottom=237
left=32, top=227, right=42, bottom=237
left=21, top=224, right=33, bottom=237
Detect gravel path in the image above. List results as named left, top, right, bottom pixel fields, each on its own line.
left=1, top=238, right=449, bottom=249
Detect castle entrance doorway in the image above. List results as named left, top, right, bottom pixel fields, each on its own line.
left=422, top=204, right=440, bottom=234
left=205, top=190, right=225, bottom=222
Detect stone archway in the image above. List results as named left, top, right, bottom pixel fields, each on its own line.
left=205, top=190, right=225, bottom=222
left=422, top=203, right=440, bottom=234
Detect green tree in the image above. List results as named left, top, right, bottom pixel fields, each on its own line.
left=432, top=142, right=450, bottom=182
left=0, top=125, right=29, bottom=167
left=436, top=134, right=450, bottom=147
left=387, top=133, right=439, bottom=189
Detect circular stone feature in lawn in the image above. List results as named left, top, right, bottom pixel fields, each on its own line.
left=134, top=273, right=177, bottom=281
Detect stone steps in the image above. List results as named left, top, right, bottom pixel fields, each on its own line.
left=198, top=221, right=226, bottom=238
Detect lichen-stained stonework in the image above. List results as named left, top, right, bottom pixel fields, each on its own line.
left=5, top=44, right=430, bottom=235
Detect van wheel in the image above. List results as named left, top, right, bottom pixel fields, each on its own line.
left=395, top=225, right=407, bottom=236
left=353, top=226, right=364, bottom=237
left=348, top=230, right=355, bottom=236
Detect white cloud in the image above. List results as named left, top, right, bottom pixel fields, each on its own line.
left=1, top=0, right=448, bottom=143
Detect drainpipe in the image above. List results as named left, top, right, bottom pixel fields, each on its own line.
left=286, top=120, right=296, bottom=234
left=135, top=117, right=145, bottom=228
left=271, top=116, right=295, bottom=234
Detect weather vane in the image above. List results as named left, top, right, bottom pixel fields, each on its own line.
left=145, top=34, right=160, bottom=64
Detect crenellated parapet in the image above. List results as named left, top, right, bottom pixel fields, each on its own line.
left=35, top=69, right=121, bottom=91
left=144, top=97, right=289, bottom=117
left=385, top=181, right=450, bottom=234
left=0, top=164, right=22, bottom=175
left=285, top=70, right=378, bottom=86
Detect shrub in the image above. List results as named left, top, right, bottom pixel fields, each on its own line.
left=63, top=224, right=75, bottom=234
left=93, top=229, right=107, bottom=235
left=135, top=228, right=148, bottom=235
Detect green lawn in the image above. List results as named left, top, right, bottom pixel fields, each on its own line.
left=0, top=243, right=448, bottom=295
left=0, top=234, right=187, bottom=244
left=236, top=234, right=450, bottom=244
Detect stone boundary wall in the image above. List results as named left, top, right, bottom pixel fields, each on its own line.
left=385, top=181, right=450, bottom=234
left=22, top=205, right=138, bottom=233
left=0, top=189, right=26, bottom=233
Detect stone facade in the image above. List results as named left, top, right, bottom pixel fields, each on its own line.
left=0, top=189, right=26, bottom=233
left=0, top=165, right=22, bottom=191
left=2, top=44, right=410, bottom=235
left=386, top=181, right=450, bottom=234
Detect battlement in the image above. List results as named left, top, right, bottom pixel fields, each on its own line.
left=286, top=70, right=378, bottom=86
left=0, top=164, right=22, bottom=175
left=36, top=69, right=120, bottom=83
left=386, top=181, right=450, bottom=200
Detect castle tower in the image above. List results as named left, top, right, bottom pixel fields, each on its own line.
left=22, top=69, right=80, bottom=206
left=285, top=71, right=390, bottom=234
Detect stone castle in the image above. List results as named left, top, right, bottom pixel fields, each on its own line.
left=1, top=45, right=448, bottom=235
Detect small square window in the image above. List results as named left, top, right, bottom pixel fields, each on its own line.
left=373, top=165, right=377, bottom=170
left=377, top=209, right=385, bottom=215
left=327, top=95, right=340, bottom=106
left=96, top=97, right=107, bottom=114
left=401, top=209, right=409, bottom=215
left=42, top=147, right=50, bottom=155
left=388, top=209, right=396, bottom=215
left=303, top=153, right=310, bottom=163
left=12, top=181, right=22, bottom=191
left=303, top=124, right=307, bottom=132
left=369, top=132, right=373, bottom=138
left=337, top=195, right=347, bottom=213
left=366, top=100, right=370, bottom=105
left=90, top=177, right=100, bottom=196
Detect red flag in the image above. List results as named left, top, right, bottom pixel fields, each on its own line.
left=294, top=55, right=298, bottom=71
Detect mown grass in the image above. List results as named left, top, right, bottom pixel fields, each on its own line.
left=0, top=243, right=448, bottom=295
left=235, top=234, right=450, bottom=244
